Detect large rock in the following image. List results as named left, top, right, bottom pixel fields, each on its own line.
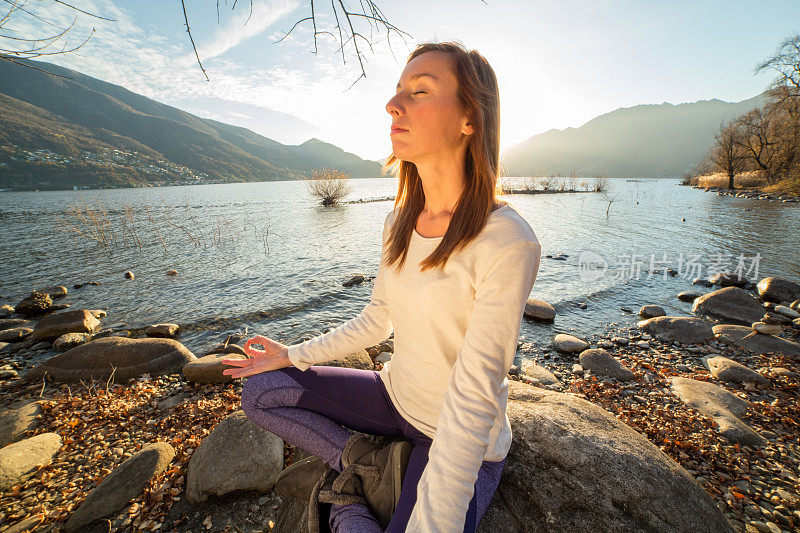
left=14, top=291, right=52, bottom=318
left=146, top=323, right=180, bottom=338
left=0, top=400, right=41, bottom=447
left=186, top=410, right=283, bottom=503
left=677, top=290, right=704, bottom=302
left=23, top=336, right=196, bottom=383
left=639, top=305, right=666, bottom=318
left=523, top=299, right=556, bottom=322
left=486, top=381, right=734, bottom=532
left=578, top=349, right=634, bottom=381
left=708, top=272, right=748, bottom=288
left=274, top=382, right=734, bottom=533
left=34, top=285, right=68, bottom=299
left=0, top=433, right=62, bottom=490
left=65, top=442, right=175, bottom=532
left=520, top=362, right=562, bottom=387
left=701, top=356, right=770, bottom=386
left=31, top=309, right=100, bottom=342
left=0, top=326, right=33, bottom=343
left=552, top=334, right=589, bottom=354
left=0, top=318, right=30, bottom=330
left=53, top=332, right=91, bottom=352
left=183, top=353, right=246, bottom=384
left=637, top=316, right=714, bottom=345
left=692, top=287, right=764, bottom=325
left=671, top=377, right=764, bottom=447
left=757, top=276, right=800, bottom=303
left=713, top=324, right=800, bottom=358
left=317, top=350, right=374, bottom=370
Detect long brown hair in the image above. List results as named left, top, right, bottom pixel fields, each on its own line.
left=382, top=41, right=503, bottom=273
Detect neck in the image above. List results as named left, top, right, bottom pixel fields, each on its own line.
left=414, top=148, right=467, bottom=217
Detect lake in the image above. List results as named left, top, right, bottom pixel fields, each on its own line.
left=1, top=177, right=798, bottom=362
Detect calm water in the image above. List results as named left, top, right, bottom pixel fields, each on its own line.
left=1, top=178, right=798, bottom=360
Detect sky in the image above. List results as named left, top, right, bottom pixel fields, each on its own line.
left=4, top=0, right=800, bottom=162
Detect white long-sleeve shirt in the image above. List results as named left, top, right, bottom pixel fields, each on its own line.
left=287, top=202, right=542, bottom=532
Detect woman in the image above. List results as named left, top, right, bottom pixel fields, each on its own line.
left=223, top=41, right=542, bottom=532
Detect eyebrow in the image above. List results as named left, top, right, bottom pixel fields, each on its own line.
left=396, top=73, right=438, bottom=90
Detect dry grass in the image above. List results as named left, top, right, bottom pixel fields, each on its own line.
left=303, top=167, right=353, bottom=206
left=693, top=171, right=767, bottom=189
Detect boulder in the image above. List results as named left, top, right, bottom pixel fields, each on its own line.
left=34, top=285, right=68, bottom=298
left=523, top=299, right=557, bottom=322
left=0, top=433, right=62, bottom=490
left=691, top=287, right=764, bottom=325
left=637, top=316, right=714, bottom=345
left=520, top=362, right=562, bottom=387
left=146, top=323, right=180, bottom=338
left=64, top=442, right=175, bottom=532
left=552, top=334, right=589, bottom=354
left=0, top=400, right=41, bottom=447
left=23, top=336, right=196, bottom=383
left=14, top=291, right=52, bottom=318
left=701, top=356, right=770, bottom=386
left=53, top=332, right=91, bottom=352
left=578, top=349, right=634, bottom=381
left=708, top=272, right=748, bottom=288
left=774, top=305, right=800, bottom=319
left=752, top=322, right=783, bottom=335
left=0, top=304, right=14, bottom=318
left=317, top=350, right=374, bottom=370
left=0, top=326, right=33, bottom=343
left=274, top=382, right=734, bottom=533
left=757, top=276, right=800, bottom=303
left=713, top=325, right=800, bottom=358
left=0, top=318, right=30, bottom=330
left=183, top=353, right=247, bottom=383
left=677, top=290, right=704, bottom=302
left=31, top=309, right=100, bottom=342
left=671, top=377, right=764, bottom=447
left=639, top=305, right=665, bottom=318
left=201, top=343, right=247, bottom=357
left=186, top=410, right=283, bottom=503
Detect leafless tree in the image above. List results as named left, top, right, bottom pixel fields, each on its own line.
left=183, top=0, right=414, bottom=89
left=2, top=0, right=418, bottom=88
left=734, top=108, right=779, bottom=183
left=709, top=121, right=748, bottom=189
left=0, top=0, right=114, bottom=77
left=755, top=33, right=800, bottom=183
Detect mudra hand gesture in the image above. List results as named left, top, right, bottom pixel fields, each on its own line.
left=222, top=334, right=291, bottom=378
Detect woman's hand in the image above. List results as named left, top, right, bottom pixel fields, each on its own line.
left=221, top=334, right=292, bottom=378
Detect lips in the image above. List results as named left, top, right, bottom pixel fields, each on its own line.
left=391, top=125, right=408, bottom=134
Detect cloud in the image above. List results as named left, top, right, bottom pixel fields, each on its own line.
left=175, top=0, right=300, bottom=67
left=3, top=0, right=404, bottom=160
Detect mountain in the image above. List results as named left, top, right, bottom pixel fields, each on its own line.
left=0, top=57, right=382, bottom=190
left=500, top=94, right=768, bottom=178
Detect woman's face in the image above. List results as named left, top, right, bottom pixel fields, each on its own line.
left=386, top=51, right=473, bottom=164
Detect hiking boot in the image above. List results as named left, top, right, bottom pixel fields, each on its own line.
left=275, top=454, right=330, bottom=500
left=309, top=465, right=366, bottom=533
left=333, top=434, right=413, bottom=529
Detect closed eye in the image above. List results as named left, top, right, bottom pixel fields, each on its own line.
left=413, top=90, right=426, bottom=95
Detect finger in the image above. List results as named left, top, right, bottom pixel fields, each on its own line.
left=227, top=366, right=262, bottom=378
left=221, top=359, right=251, bottom=368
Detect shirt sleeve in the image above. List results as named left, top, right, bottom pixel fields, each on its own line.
left=405, top=240, right=542, bottom=532
left=286, top=212, right=395, bottom=371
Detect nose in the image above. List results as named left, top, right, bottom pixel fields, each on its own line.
left=386, top=94, right=402, bottom=116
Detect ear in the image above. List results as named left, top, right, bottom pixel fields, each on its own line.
left=462, top=119, right=474, bottom=136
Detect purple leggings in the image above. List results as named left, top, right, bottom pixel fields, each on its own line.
left=240, top=365, right=505, bottom=532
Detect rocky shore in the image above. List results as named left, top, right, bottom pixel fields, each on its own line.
left=695, top=185, right=800, bottom=203
left=0, top=273, right=799, bottom=532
